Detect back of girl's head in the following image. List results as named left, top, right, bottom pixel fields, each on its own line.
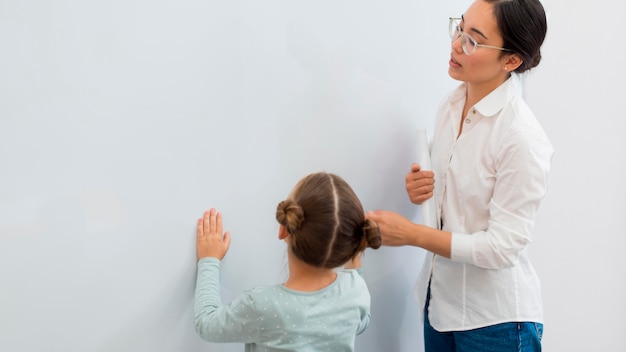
left=486, top=0, right=547, bottom=73
left=275, top=172, right=381, bottom=269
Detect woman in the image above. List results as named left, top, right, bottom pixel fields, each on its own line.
left=366, top=0, right=551, bottom=351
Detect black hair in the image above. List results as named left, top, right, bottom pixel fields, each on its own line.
left=487, top=0, right=548, bottom=73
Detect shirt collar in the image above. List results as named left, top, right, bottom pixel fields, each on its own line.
left=455, top=73, right=522, bottom=117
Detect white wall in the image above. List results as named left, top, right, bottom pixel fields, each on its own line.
left=524, top=1, right=626, bottom=351
left=0, top=1, right=623, bottom=351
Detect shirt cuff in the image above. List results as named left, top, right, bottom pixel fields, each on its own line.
left=198, top=257, right=221, bottom=266
left=450, top=232, right=474, bottom=264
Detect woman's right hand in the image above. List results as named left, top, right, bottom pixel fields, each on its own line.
left=405, top=163, right=435, bottom=205
left=364, top=210, right=418, bottom=247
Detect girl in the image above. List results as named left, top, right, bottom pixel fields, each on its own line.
left=194, top=172, right=381, bottom=351
left=366, top=0, right=551, bottom=351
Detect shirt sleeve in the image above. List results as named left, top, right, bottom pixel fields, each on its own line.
left=342, top=269, right=371, bottom=335
left=356, top=309, right=371, bottom=335
left=193, top=257, right=260, bottom=342
left=451, top=123, right=553, bottom=269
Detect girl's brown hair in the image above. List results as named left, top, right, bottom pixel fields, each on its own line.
left=275, top=172, right=381, bottom=268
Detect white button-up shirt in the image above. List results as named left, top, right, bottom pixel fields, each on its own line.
left=414, top=74, right=553, bottom=331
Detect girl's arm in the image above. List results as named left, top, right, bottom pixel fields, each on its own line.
left=194, top=257, right=260, bottom=342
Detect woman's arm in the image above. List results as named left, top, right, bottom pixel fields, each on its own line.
left=365, top=210, right=452, bottom=258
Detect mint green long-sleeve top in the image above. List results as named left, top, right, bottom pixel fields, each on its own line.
left=194, top=257, right=371, bottom=352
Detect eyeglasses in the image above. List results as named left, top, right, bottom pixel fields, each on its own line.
left=449, top=17, right=511, bottom=55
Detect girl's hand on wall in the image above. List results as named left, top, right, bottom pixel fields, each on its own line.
left=197, top=208, right=231, bottom=261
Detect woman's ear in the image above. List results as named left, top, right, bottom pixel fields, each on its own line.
left=278, top=225, right=289, bottom=240
left=503, top=53, right=523, bottom=72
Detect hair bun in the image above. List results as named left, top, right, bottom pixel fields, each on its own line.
left=362, top=218, right=382, bottom=249
left=530, top=51, right=542, bottom=69
left=276, top=199, right=305, bottom=234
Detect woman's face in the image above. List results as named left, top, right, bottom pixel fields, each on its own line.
left=448, top=0, right=510, bottom=89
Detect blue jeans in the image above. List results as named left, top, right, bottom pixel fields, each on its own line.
left=424, top=291, right=543, bottom=352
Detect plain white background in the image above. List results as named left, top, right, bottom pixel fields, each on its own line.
left=0, top=1, right=623, bottom=351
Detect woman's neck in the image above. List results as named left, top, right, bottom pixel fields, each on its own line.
left=459, top=75, right=510, bottom=138
left=464, top=74, right=510, bottom=114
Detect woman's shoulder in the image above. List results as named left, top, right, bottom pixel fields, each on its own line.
left=490, top=84, right=549, bottom=143
left=494, top=98, right=553, bottom=164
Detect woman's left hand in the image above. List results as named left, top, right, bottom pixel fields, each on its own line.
left=196, top=208, right=231, bottom=261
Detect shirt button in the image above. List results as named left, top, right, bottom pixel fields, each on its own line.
left=472, top=108, right=476, bottom=114
left=465, top=118, right=471, bottom=124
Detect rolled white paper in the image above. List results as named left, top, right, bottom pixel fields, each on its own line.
left=416, top=129, right=439, bottom=229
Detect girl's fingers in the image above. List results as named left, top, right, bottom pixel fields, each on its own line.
left=209, top=208, right=217, bottom=234
left=216, top=211, right=223, bottom=235
left=197, top=217, right=204, bottom=237
left=198, top=208, right=227, bottom=242
left=223, top=231, right=231, bottom=248
left=203, top=210, right=211, bottom=235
